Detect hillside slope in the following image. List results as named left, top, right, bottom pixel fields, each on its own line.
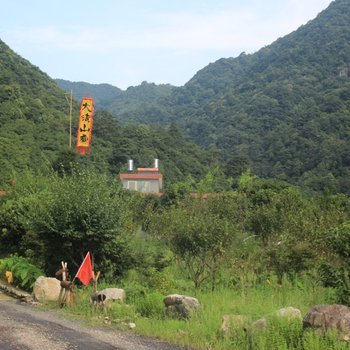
left=0, top=41, right=212, bottom=184
left=177, top=0, right=350, bottom=192
left=0, top=39, right=69, bottom=180
left=55, top=79, right=176, bottom=124
left=75, top=0, right=350, bottom=193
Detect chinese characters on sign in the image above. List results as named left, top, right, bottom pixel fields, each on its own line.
left=76, top=97, right=94, bottom=155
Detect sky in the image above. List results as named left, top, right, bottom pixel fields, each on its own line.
left=0, top=0, right=333, bottom=90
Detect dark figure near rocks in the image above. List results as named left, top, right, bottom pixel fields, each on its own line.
left=90, top=292, right=107, bottom=306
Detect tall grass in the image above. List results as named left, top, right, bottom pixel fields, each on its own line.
left=57, top=273, right=345, bottom=350
left=133, top=274, right=338, bottom=349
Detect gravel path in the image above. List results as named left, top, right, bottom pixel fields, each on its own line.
left=0, top=299, right=188, bottom=350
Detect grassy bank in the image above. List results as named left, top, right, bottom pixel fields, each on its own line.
left=59, top=274, right=347, bottom=350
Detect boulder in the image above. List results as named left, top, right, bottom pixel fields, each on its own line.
left=251, top=318, right=268, bottom=333
left=220, top=314, right=250, bottom=337
left=303, top=304, right=350, bottom=339
left=164, top=294, right=201, bottom=319
left=276, top=307, right=302, bottom=320
left=99, top=288, right=126, bottom=302
left=33, top=276, right=61, bottom=302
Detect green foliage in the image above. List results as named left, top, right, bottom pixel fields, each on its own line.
left=0, top=37, right=216, bottom=186
left=134, top=291, right=164, bottom=318
left=32, top=168, right=135, bottom=277
left=0, top=169, right=136, bottom=279
left=56, top=79, right=175, bottom=125
left=5, top=0, right=350, bottom=195
left=0, top=255, right=43, bottom=291
left=150, top=194, right=242, bottom=290
left=55, top=1, right=350, bottom=195
left=320, top=223, right=350, bottom=305
left=134, top=277, right=337, bottom=350
left=0, top=171, right=49, bottom=265
left=169, top=167, right=234, bottom=194
left=121, top=235, right=175, bottom=294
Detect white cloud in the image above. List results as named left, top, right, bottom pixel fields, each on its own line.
left=4, top=0, right=333, bottom=88
left=8, top=0, right=332, bottom=55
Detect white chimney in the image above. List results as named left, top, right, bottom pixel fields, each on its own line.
left=154, top=158, right=159, bottom=169
left=127, top=159, right=134, bottom=172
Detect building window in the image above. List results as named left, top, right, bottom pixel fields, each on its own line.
left=138, top=181, right=150, bottom=193
left=127, top=181, right=137, bottom=190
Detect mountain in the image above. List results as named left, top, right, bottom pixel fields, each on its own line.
left=0, top=40, right=212, bottom=184
left=0, top=39, right=70, bottom=181
left=176, top=0, right=350, bottom=193
left=60, top=0, right=350, bottom=193
left=7, top=0, right=350, bottom=193
left=54, top=79, right=123, bottom=106
left=55, top=79, right=175, bottom=124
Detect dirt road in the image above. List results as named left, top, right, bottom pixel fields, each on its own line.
left=0, top=298, right=187, bottom=350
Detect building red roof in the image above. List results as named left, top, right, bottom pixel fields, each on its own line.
left=119, top=173, right=163, bottom=180
left=136, top=168, right=159, bottom=172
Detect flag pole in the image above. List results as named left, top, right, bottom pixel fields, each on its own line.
left=69, top=90, right=73, bottom=149
left=65, top=90, right=73, bottom=149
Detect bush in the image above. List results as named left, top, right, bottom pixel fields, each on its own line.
left=0, top=255, right=43, bottom=291
left=134, top=292, right=164, bottom=318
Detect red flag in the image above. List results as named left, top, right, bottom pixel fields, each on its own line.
left=75, top=252, right=93, bottom=286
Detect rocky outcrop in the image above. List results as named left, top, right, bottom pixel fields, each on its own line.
left=164, top=294, right=201, bottom=319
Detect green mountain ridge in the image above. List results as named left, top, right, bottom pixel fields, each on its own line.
left=56, top=0, right=350, bottom=193
left=55, top=79, right=176, bottom=124
left=0, top=39, right=70, bottom=179
left=0, top=40, right=211, bottom=184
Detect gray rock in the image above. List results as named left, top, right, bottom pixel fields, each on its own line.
left=251, top=318, right=268, bottom=332
left=220, top=314, right=250, bottom=337
left=33, top=276, right=61, bottom=302
left=276, top=307, right=302, bottom=320
left=303, top=304, right=350, bottom=340
left=128, top=322, right=136, bottom=329
left=99, top=288, right=126, bottom=302
left=164, top=294, right=201, bottom=319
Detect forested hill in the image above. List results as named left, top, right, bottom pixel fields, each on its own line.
left=54, top=79, right=123, bottom=106
left=0, top=39, right=69, bottom=179
left=170, top=0, right=350, bottom=193
left=58, top=0, right=350, bottom=193
left=0, top=40, right=213, bottom=184
left=55, top=79, right=176, bottom=124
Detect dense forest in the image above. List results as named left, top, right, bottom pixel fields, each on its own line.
left=57, top=0, right=350, bottom=194
left=0, top=40, right=217, bottom=186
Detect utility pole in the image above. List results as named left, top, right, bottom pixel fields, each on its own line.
left=65, top=90, right=73, bottom=149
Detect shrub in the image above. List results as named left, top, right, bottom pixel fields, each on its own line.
left=0, top=255, right=43, bottom=291
left=134, top=292, right=164, bottom=318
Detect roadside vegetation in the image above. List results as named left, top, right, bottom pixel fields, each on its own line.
left=1, top=166, right=350, bottom=349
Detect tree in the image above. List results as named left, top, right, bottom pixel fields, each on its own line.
left=150, top=195, right=238, bottom=290
left=0, top=169, right=136, bottom=279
